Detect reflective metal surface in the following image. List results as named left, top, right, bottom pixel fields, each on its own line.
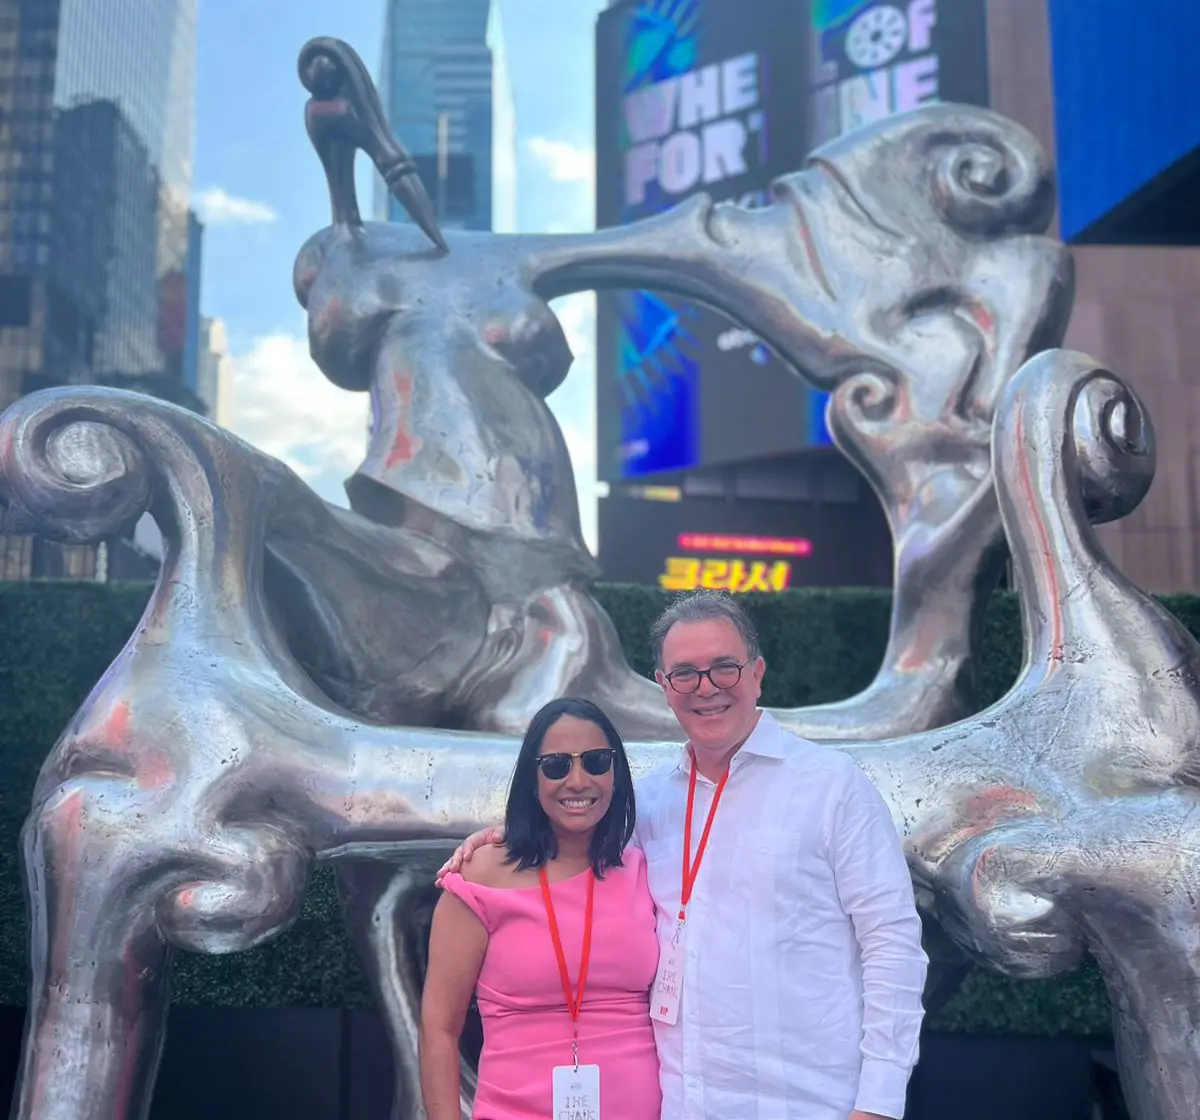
left=2, top=350, right=1194, bottom=1120
left=288, top=45, right=1077, bottom=1105
left=847, top=350, right=1200, bottom=1120
left=292, top=36, right=1073, bottom=746
left=0, top=34, right=1189, bottom=1120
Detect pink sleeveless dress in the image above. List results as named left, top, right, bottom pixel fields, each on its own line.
left=442, top=846, right=662, bottom=1119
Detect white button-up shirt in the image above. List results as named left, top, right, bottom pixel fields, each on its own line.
left=634, top=710, right=928, bottom=1119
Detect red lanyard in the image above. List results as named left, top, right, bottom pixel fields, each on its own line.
left=539, top=867, right=596, bottom=1046
left=679, top=751, right=730, bottom=922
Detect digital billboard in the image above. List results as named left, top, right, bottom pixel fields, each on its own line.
left=1047, top=0, right=1200, bottom=243
left=594, top=0, right=990, bottom=483
left=807, top=0, right=990, bottom=147
left=595, top=0, right=816, bottom=483
left=597, top=494, right=893, bottom=590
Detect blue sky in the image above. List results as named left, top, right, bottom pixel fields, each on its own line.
left=193, top=0, right=604, bottom=546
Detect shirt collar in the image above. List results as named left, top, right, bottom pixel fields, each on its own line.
left=673, top=709, right=784, bottom=775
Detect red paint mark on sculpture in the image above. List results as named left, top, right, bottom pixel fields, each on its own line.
left=482, top=322, right=508, bottom=346
left=105, top=700, right=131, bottom=745
left=923, top=785, right=1042, bottom=863
left=137, top=751, right=175, bottom=791
left=897, top=628, right=937, bottom=672
left=1013, top=411, right=1063, bottom=659
left=384, top=368, right=422, bottom=468
left=306, top=98, right=350, bottom=121
left=314, top=295, right=344, bottom=336
left=962, top=786, right=1039, bottom=830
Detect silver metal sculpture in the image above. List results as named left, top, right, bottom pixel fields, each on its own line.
left=291, top=37, right=1075, bottom=1088
left=292, top=34, right=1074, bottom=742
left=0, top=33, right=1191, bottom=1120
left=1, top=350, right=1189, bottom=1120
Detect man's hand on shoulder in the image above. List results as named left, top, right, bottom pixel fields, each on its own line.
left=434, top=826, right=505, bottom=886
left=457, top=841, right=511, bottom=888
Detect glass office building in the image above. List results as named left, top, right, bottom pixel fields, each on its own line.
left=0, top=0, right=198, bottom=579
left=376, top=0, right=515, bottom=232
left=488, top=0, right=517, bottom=233
left=0, top=0, right=199, bottom=411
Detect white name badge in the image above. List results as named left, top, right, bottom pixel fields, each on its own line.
left=552, top=1063, right=600, bottom=1119
left=649, top=918, right=686, bottom=1025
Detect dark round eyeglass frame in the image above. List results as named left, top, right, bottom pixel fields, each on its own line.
left=663, top=661, right=747, bottom=694
left=535, top=748, right=616, bottom=781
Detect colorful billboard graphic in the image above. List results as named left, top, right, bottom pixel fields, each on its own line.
left=808, top=0, right=990, bottom=145
left=594, top=0, right=989, bottom=483
left=596, top=0, right=817, bottom=482
left=597, top=494, right=893, bottom=589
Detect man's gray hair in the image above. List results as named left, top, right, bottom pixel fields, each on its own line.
left=649, top=589, right=762, bottom=668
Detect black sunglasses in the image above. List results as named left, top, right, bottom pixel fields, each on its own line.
left=535, top=748, right=616, bottom=781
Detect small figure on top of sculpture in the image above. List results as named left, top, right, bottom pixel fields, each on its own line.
left=433, top=590, right=929, bottom=1120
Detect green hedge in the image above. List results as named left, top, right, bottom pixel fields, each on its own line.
left=10, top=581, right=1200, bottom=1035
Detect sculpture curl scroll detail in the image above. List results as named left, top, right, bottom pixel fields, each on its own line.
left=1, top=34, right=1197, bottom=1120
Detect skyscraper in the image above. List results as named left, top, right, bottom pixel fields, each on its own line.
left=487, top=0, right=517, bottom=233
left=197, top=315, right=231, bottom=426
left=0, top=0, right=199, bottom=579
left=376, top=0, right=516, bottom=232
left=0, top=0, right=200, bottom=411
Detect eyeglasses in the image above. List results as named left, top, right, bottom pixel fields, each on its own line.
left=535, top=748, right=616, bottom=781
left=664, top=661, right=746, bottom=694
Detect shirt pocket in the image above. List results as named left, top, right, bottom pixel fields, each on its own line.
left=730, top=827, right=838, bottom=926
left=727, top=829, right=783, bottom=904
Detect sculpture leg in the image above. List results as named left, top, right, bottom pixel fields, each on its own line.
left=1086, top=889, right=1200, bottom=1120
left=13, top=785, right=172, bottom=1120
left=923, top=794, right=1200, bottom=1120
left=336, top=857, right=476, bottom=1120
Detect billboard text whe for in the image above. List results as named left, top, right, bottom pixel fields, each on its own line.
left=594, top=0, right=990, bottom=484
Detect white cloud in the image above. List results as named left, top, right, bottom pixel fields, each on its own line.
left=548, top=293, right=601, bottom=554
left=222, top=333, right=368, bottom=508
left=194, top=187, right=279, bottom=226
left=527, top=136, right=596, bottom=184
left=554, top=292, right=596, bottom=366
left=220, top=319, right=604, bottom=556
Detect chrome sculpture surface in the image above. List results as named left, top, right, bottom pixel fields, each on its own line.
left=292, top=36, right=1074, bottom=745
left=291, top=38, right=1074, bottom=1090
left=0, top=33, right=1192, bottom=1120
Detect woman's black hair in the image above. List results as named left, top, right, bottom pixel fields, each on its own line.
left=503, top=697, right=636, bottom=878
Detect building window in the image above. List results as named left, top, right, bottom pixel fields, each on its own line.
left=0, top=274, right=33, bottom=327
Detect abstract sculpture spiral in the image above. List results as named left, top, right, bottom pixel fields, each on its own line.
left=0, top=35, right=1195, bottom=1120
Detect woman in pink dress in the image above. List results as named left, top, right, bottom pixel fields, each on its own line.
left=420, top=697, right=662, bottom=1119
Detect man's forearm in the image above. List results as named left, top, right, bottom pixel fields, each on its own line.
left=854, top=911, right=927, bottom=1117
left=830, top=766, right=928, bottom=1118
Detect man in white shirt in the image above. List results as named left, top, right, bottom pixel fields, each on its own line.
left=442, top=589, right=928, bottom=1118
left=637, top=590, right=927, bottom=1119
